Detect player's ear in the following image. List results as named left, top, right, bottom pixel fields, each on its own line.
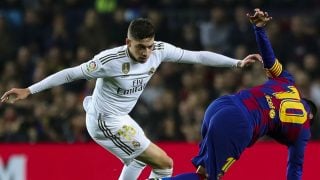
left=126, top=38, right=131, bottom=47
left=303, top=98, right=318, bottom=126
left=309, top=113, right=314, bottom=120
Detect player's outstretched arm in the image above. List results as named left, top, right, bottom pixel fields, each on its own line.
left=1, top=65, right=86, bottom=104
left=1, top=88, right=31, bottom=104
left=237, top=54, right=262, bottom=68
left=247, top=8, right=275, bottom=68
left=177, top=49, right=261, bottom=69
left=247, top=8, right=272, bottom=28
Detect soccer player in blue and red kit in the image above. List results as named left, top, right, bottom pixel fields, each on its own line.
left=157, top=8, right=319, bottom=180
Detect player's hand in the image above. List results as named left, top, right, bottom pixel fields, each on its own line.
left=238, top=54, right=262, bottom=68
left=246, top=8, right=272, bottom=27
left=1, top=88, right=31, bottom=104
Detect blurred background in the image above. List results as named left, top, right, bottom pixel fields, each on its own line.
left=0, top=0, right=319, bottom=144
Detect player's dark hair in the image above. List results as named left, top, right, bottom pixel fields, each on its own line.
left=303, top=98, right=319, bottom=126
left=128, top=18, right=155, bottom=40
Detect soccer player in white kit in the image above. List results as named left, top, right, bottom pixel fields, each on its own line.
left=1, top=18, right=261, bottom=179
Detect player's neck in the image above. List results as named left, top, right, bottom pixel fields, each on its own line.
left=127, top=48, right=139, bottom=63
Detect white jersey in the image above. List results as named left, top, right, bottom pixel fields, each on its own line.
left=81, top=41, right=183, bottom=116
left=28, top=41, right=240, bottom=116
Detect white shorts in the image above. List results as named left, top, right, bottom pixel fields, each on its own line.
left=83, top=96, right=151, bottom=165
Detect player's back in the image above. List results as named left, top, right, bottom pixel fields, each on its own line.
left=232, top=70, right=312, bottom=146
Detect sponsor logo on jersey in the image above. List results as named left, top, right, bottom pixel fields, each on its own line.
left=122, top=63, right=130, bottom=74
left=265, top=95, right=276, bottom=119
left=117, top=84, right=147, bottom=95
left=148, top=67, right=155, bottom=75
left=86, top=61, right=97, bottom=72
left=117, top=78, right=146, bottom=95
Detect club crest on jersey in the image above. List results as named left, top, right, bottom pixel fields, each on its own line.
left=269, top=109, right=275, bottom=119
left=132, top=141, right=141, bottom=148
left=86, top=61, right=97, bottom=72
left=122, top=63, right=130, bottom=74
left=148, top=67, right=155, bottom=75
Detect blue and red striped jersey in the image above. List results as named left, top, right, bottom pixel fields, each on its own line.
left=231, top=26, right=311, bottom=147
left=232, top=68, right=311, bottom=146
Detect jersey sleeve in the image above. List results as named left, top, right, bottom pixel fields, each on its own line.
left=161, top=42, right=239, bottom=67
left=160, top=42, right=185, bottom=62
left=287, top=131, right=310, bottom=180
left=253, top=26, right=294, bottom=81
left=80, top=53, right=107, bottom=79
left=28, top=65, right=85, bottom=94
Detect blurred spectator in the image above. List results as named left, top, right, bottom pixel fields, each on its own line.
left=106, top=8, right=129, bottom=46
left=282, top=15, right=318, bottom=63
left=228, top=6, right=255, bottom=52
left=302, top=53, right=319, bottom=79
left=177, top=22, right=203, bottom=50
left=0, top=15, right=16, bottom=62
left=146, top=9, right=173, bottom=43
left=20, top=9, right=44, bottom=55
left=198, top=6, right=231, bottom=53
left=16, top=46, right=35, bottom=87
left=77, top=9, right=108, bottom=53
left=0, top=3, right=319, bottom=143
left=44, top=13, right=74, bottom=52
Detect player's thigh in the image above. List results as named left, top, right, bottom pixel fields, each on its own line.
left=206, top=106, right=251, bottom=178
left=86, top=114, right=151, bottom=165
left=136, top=142, right=173, bottom=169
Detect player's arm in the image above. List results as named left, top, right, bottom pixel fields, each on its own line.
left=287, top=135, right=309, bottom=180
left=180, top=50, right=261, bottom=68
left=28, top=65, right=86, bottom=94
left=1, top=66, right=85, bottom=103
left=248, top=9, right=284, bottom=78
left=1, top=54, right=106, bottom=104
left=161, top=42, right=261, bottom=68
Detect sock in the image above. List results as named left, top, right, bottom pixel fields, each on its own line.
left=119, top=160, right=146, bottom=180
left=161, top=173, right=201, bottom=180
left=149, top=168, right=173, bottom=178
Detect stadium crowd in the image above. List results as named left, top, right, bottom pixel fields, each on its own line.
left=0, top=0, right=319, bottom=143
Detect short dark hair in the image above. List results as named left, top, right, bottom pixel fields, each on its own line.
left=128, top=18, right=155, bottom=40
left=303, top=98, right=319, bottom=126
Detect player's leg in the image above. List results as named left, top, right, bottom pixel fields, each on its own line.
left=205, top=101, right=252, bottom=179
left=84, top=97, right=173, bottom=178
left=86, top=114, right=152, bottom=179
left=84, top=96, right=150, bottom=179
left=192, top=97, right=228, bottom=174
left=136, top=142, right=173, bottom=178
left=188, top=100, right=225, bottom=180
left=192, top=100, right=216, bottom=170
left=153, top=172, right=201, bottom=180
left=119, top=159, right=146, bottom=180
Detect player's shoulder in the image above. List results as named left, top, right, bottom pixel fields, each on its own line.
left=153, top=41, right=165, bottom=50
left=273, top=70, right=295, bottom=84
left=95, top=45, right=128, bottom=65
left=153, top=41, right=178, bottom=52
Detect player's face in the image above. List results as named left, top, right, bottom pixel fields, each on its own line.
left=126, top=37, right=154, bottom=63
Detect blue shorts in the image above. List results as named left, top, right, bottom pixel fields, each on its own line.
left=192, top=96, right=253, bottom=180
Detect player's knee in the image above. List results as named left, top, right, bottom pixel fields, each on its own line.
left=155, top=155, right=173, bottom=169
left=163, top=156, right=173, bottom=169
left=149, top=167, right=173, bottom=178
left=139, top=143, right=173, bottom=169
left=148, top=156, right=173, bottom=178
